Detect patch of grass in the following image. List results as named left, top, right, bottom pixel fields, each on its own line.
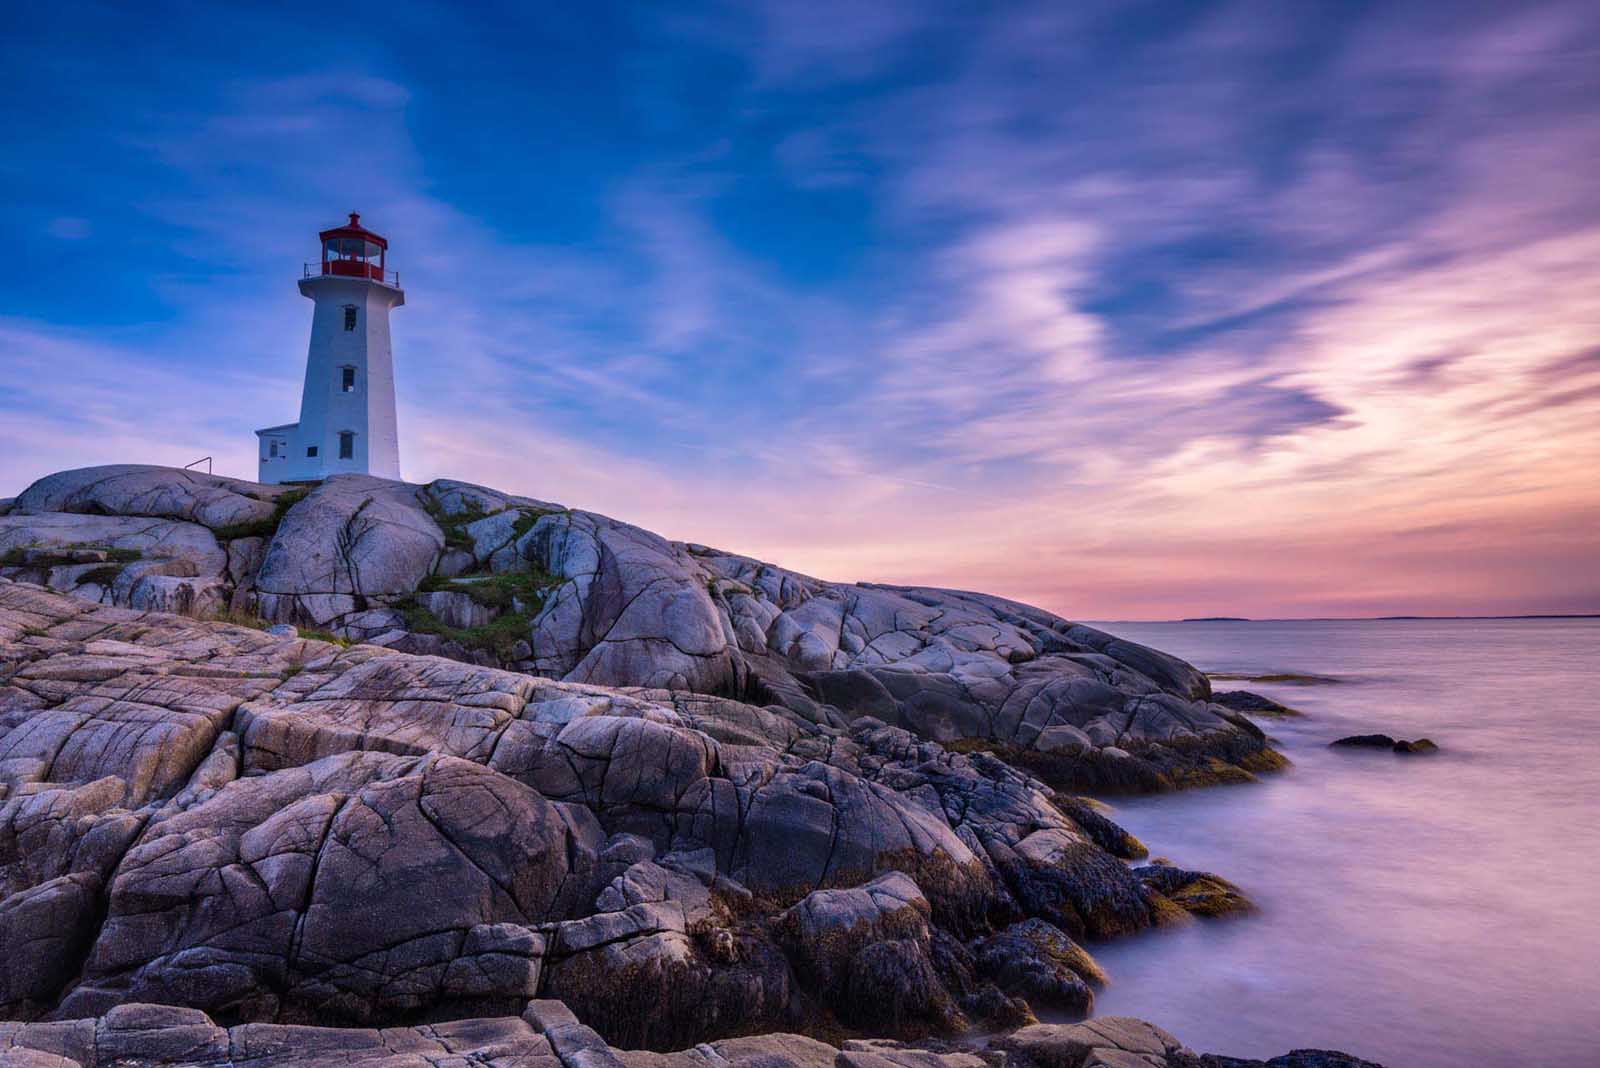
left=211, top=488, right=308, bottom=541
left=0, top=546, right=142, bottom=568
left=399, top=607, right=537, bottom=661
left=74, top=565, right=124, bottom=587
left=206, top=608, right=269, bottom=632
left=400, top=565, right=562, bottom=661
left=418, top=568, right=559, bottom=611
left=423, top=499, right=558, bottom=555
left=422, top=498, right=488, bottom=552
left=510, top=507, right=556, bottom=539
left=298, top=627, right=349, bottom=646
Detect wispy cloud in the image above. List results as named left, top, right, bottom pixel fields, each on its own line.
left=2, top=1, right=1597, bottom=617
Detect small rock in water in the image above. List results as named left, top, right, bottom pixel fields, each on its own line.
left=1212, top=690, right=1298, bottom=716
left=1330, top=734, right=1397, bottom=748
left=1200, top=1048, right=1388, bottom=1067
left=974, top=918, right=1106, bottom=1017
left=1134, top=863, right=1256, bottom=918
left=1331, top=734, right=1439, bottom=754
left=265, top=623, right=298, bottom=638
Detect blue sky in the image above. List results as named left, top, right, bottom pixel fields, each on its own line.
left=3, top=1, right=1599, bottom=618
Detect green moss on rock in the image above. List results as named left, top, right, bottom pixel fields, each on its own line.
left=399, top=565, right=563, bottom=661
left=211, top=488, right=308, bottom=541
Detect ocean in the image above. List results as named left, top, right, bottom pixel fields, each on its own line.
left=1070, top=618, right=1600, bottom=1068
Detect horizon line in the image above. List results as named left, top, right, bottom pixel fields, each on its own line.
left=1089, top=613, right=1600, bottom=624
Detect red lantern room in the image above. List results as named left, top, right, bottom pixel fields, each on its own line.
left=314, top=212, right=393, bottom=284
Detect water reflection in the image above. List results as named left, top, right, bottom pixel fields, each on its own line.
left=1066, top=619, right=1600, bottom=1068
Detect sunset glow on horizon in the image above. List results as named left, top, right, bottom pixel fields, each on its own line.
left=3, top=2, right=1597, bottom=620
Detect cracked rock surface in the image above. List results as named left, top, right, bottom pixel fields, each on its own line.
left=0, top=467, right=1382, bottom=1065
left=3, top=466, right=1283, bottom=793
left=4, top=578, right=1252, bottom=1046
left=0, top=1003, right=1384, bottom=1068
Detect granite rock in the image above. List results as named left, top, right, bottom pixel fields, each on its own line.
left=4, top=466, right=1284, bottom=792
left=0, top=457, right=1316, bottom=1053
left=974, top=919, right=1106, bottom=1018
left=0, top=1002, right=1385, bottom=1068
left=0, top=579, right=1254, bottom=1044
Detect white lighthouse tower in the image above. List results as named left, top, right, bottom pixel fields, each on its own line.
left=255, top=213, right=404, bottom=483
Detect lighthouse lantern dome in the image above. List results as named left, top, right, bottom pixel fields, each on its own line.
left=317, top=212, right=391, bottom=282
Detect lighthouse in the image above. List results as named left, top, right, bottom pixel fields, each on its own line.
left=255, top=213, right=404, bottom=483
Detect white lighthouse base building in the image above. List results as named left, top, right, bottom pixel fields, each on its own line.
left=256, top=213, right=404, bottom=484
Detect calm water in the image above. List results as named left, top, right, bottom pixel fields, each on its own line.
left=1072, top=618, right=1600, bottom=1068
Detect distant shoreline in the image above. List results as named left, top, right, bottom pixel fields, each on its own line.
left=1093, top=613, right=1600, bottom=624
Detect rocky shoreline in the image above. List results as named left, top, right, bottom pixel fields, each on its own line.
left=0, top=465, right=1380, bottom=1064
left=1, top=466, right=1281, bottom=794
left=0, top=1001, right=1381, bottom=1068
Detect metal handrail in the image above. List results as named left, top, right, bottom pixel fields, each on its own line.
left=184, top=456, right=213, bottom=474
left=303, top=262, right=401, bottom=287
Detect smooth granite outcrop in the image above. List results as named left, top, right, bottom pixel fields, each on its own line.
left=0, top=466, right=1380, bottom=1065
left=1, top=579, right=1258, bottom=1044
left=0, top=1004, right=1385, bottom=1068
left=2, top=466, right=1285, bottom=794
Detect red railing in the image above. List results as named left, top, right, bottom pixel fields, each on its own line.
left=304, top=262, right=400, bottom=287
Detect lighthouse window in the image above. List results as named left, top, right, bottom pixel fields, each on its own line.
left=341, top=366, right=356, bottom=392
left=343, top=306, right=358, bottom=331
left=339, top=431, right=355, bottom=460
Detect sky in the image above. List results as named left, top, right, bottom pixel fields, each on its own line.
left=2, top=1, right=1598, bottom=620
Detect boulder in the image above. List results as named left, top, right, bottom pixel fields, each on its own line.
left=62, top=751, right=602, bottom=1023
left=1331, top=735, right=1438, bottom=755
left=0, top=663, right=248, bottom=804
left=0, top=776, right=145, bottom=1016
left=1329, top=735, right=1396, bottom=749
left=254, top=475, right=444, bottom=627
left=1211, top=690, right=1297, bottom=716
left=1035, top=724, right=1093, bottom=755
left=778, top=873, right=964, bottom=1035
left=523, top=511, right=741, bottom=693
left=0, top=513, right=225, bottom=577
left=1133, top=865, right=1254, bottom=918
left=417, top=589, right=496, bottom=628
left=11, top=465, right=284, bottom=531
left=1200, top=1052, right=1387, bottom=1068
left=973, top=919, right=1105, bottom=1017
left=993, top=1017, right=1187, bottom=1068
left=125, top=574, right=229, bottom=617
left=542, top=900, right=780, bottom=1050
left=0, top=872, right=102, bottom=1012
